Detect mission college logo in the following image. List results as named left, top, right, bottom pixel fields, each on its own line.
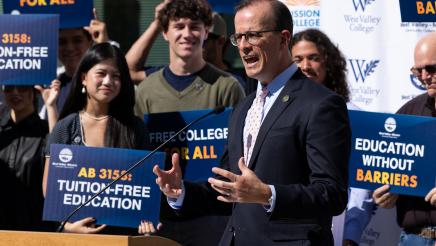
left=59, top=148, right=73, bottom=162
left=283, top=0, right=321, bottom=33
left=349, top=59, right=380, bottom=83
left=384, top=117, right=396, bottom=132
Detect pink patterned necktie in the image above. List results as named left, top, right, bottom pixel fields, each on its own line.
left=244, top=86, right=269, bottom=165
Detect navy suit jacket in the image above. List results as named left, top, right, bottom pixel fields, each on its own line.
left=182, top=70, right=351, bottom=246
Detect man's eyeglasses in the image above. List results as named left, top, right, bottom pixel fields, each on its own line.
left=410, top=64, right=436, bottom=77
left=229, top=30, right=281, bottom=46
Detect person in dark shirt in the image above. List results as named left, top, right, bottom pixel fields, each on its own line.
left=0, top=85, right=50, bottom=231
left=373, top=32, right=436, bottom=246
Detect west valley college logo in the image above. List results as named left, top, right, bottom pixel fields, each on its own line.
left=349, top=59, right=380, bottom=82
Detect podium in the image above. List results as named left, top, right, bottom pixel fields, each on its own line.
left=0, top=230, right=181, bottom=246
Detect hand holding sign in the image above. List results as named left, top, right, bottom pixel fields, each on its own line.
left=208, top=157, right=271, bottom=205
left=84, top=8, right=109, bottom=44
left=425, top=187, right=436, bottom=207
left=138, top=220, right=162, bottom=236
left=153, top=153, right=183, bottom=199
left=35, top=79, right=60, bottom=131
left=372, top=184, right=399, bottom=209
left=35, top=79, right=60, bottom=107
left=63, top=217, right=106, bottom=234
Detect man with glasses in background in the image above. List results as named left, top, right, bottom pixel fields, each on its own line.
left=153, top=0, right=351, bottom=245
left=373, top=32, right=436, bottom=245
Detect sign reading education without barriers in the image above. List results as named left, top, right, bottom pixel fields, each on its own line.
left=399, top=0, right=436, bottom=23
left=43, top=144, right=164, bottom=228
left=0, top=14, right=58, bottom=85
left=144, top=108, right=231, bottom=181
left=348, top=110, right=436, bottom=197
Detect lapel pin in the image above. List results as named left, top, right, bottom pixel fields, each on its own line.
left=282, top=95, right=289, bottom=102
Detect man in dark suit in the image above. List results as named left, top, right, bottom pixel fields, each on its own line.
left=153, top=0, right=351, bottom=245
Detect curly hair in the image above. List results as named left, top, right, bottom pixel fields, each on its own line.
left=158, top=0, right=212, bottom=32
left=292, top=29, right=350, bottom=102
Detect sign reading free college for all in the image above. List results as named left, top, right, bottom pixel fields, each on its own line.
left=144, top=108, right=231, bottom=182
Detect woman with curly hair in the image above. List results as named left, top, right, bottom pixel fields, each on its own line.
left=292, top=28, right=350, bottom=103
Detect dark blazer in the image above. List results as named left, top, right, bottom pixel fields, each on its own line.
left=182, top=70, right=351, bottom=246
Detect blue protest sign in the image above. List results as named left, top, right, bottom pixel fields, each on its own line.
left=3, top=0, right=93, bottom=28
left=399, top=0, right=436, bottom=22
left=208, top=0, right=236, bottom=14
left=144, top=108, right=230, bottom=181
left=349, top=110, right=436, bottom=197
left=43, top=144, right=164, bottom=228
left=0, top=14, right=58, bottom=85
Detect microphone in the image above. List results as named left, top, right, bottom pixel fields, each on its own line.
left=56, top=106, right=225, bottom=232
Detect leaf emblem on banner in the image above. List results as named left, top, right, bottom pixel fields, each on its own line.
left=365, top=0, right=376, bottom=6
left=364, top=60, right=379, bottom=78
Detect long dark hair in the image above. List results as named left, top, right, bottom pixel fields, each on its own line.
left=292, top=29, right=350, bottom=102
left=60, top=43, right=139, bottom=148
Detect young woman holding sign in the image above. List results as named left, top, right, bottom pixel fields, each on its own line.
left=43, top=43, right=149, bottom=234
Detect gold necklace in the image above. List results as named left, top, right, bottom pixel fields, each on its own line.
left=81, top=110, right=110, bottom=121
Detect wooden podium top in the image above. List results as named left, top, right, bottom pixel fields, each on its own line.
left=0, top=230, right=181, bottom=246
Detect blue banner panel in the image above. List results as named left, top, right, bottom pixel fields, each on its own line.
left=399, top=0, right=436, bottom=22
left=349, top=110, right=436, bottom=197
left=144, top=108, right=231, bottom=181
left=0, top=14, right=58, bottom=85
left=43, top=144, right=165, bottom=228
left=3, top=0, right=92, bottom=28
left=208, top=0, right=237, bottom=14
